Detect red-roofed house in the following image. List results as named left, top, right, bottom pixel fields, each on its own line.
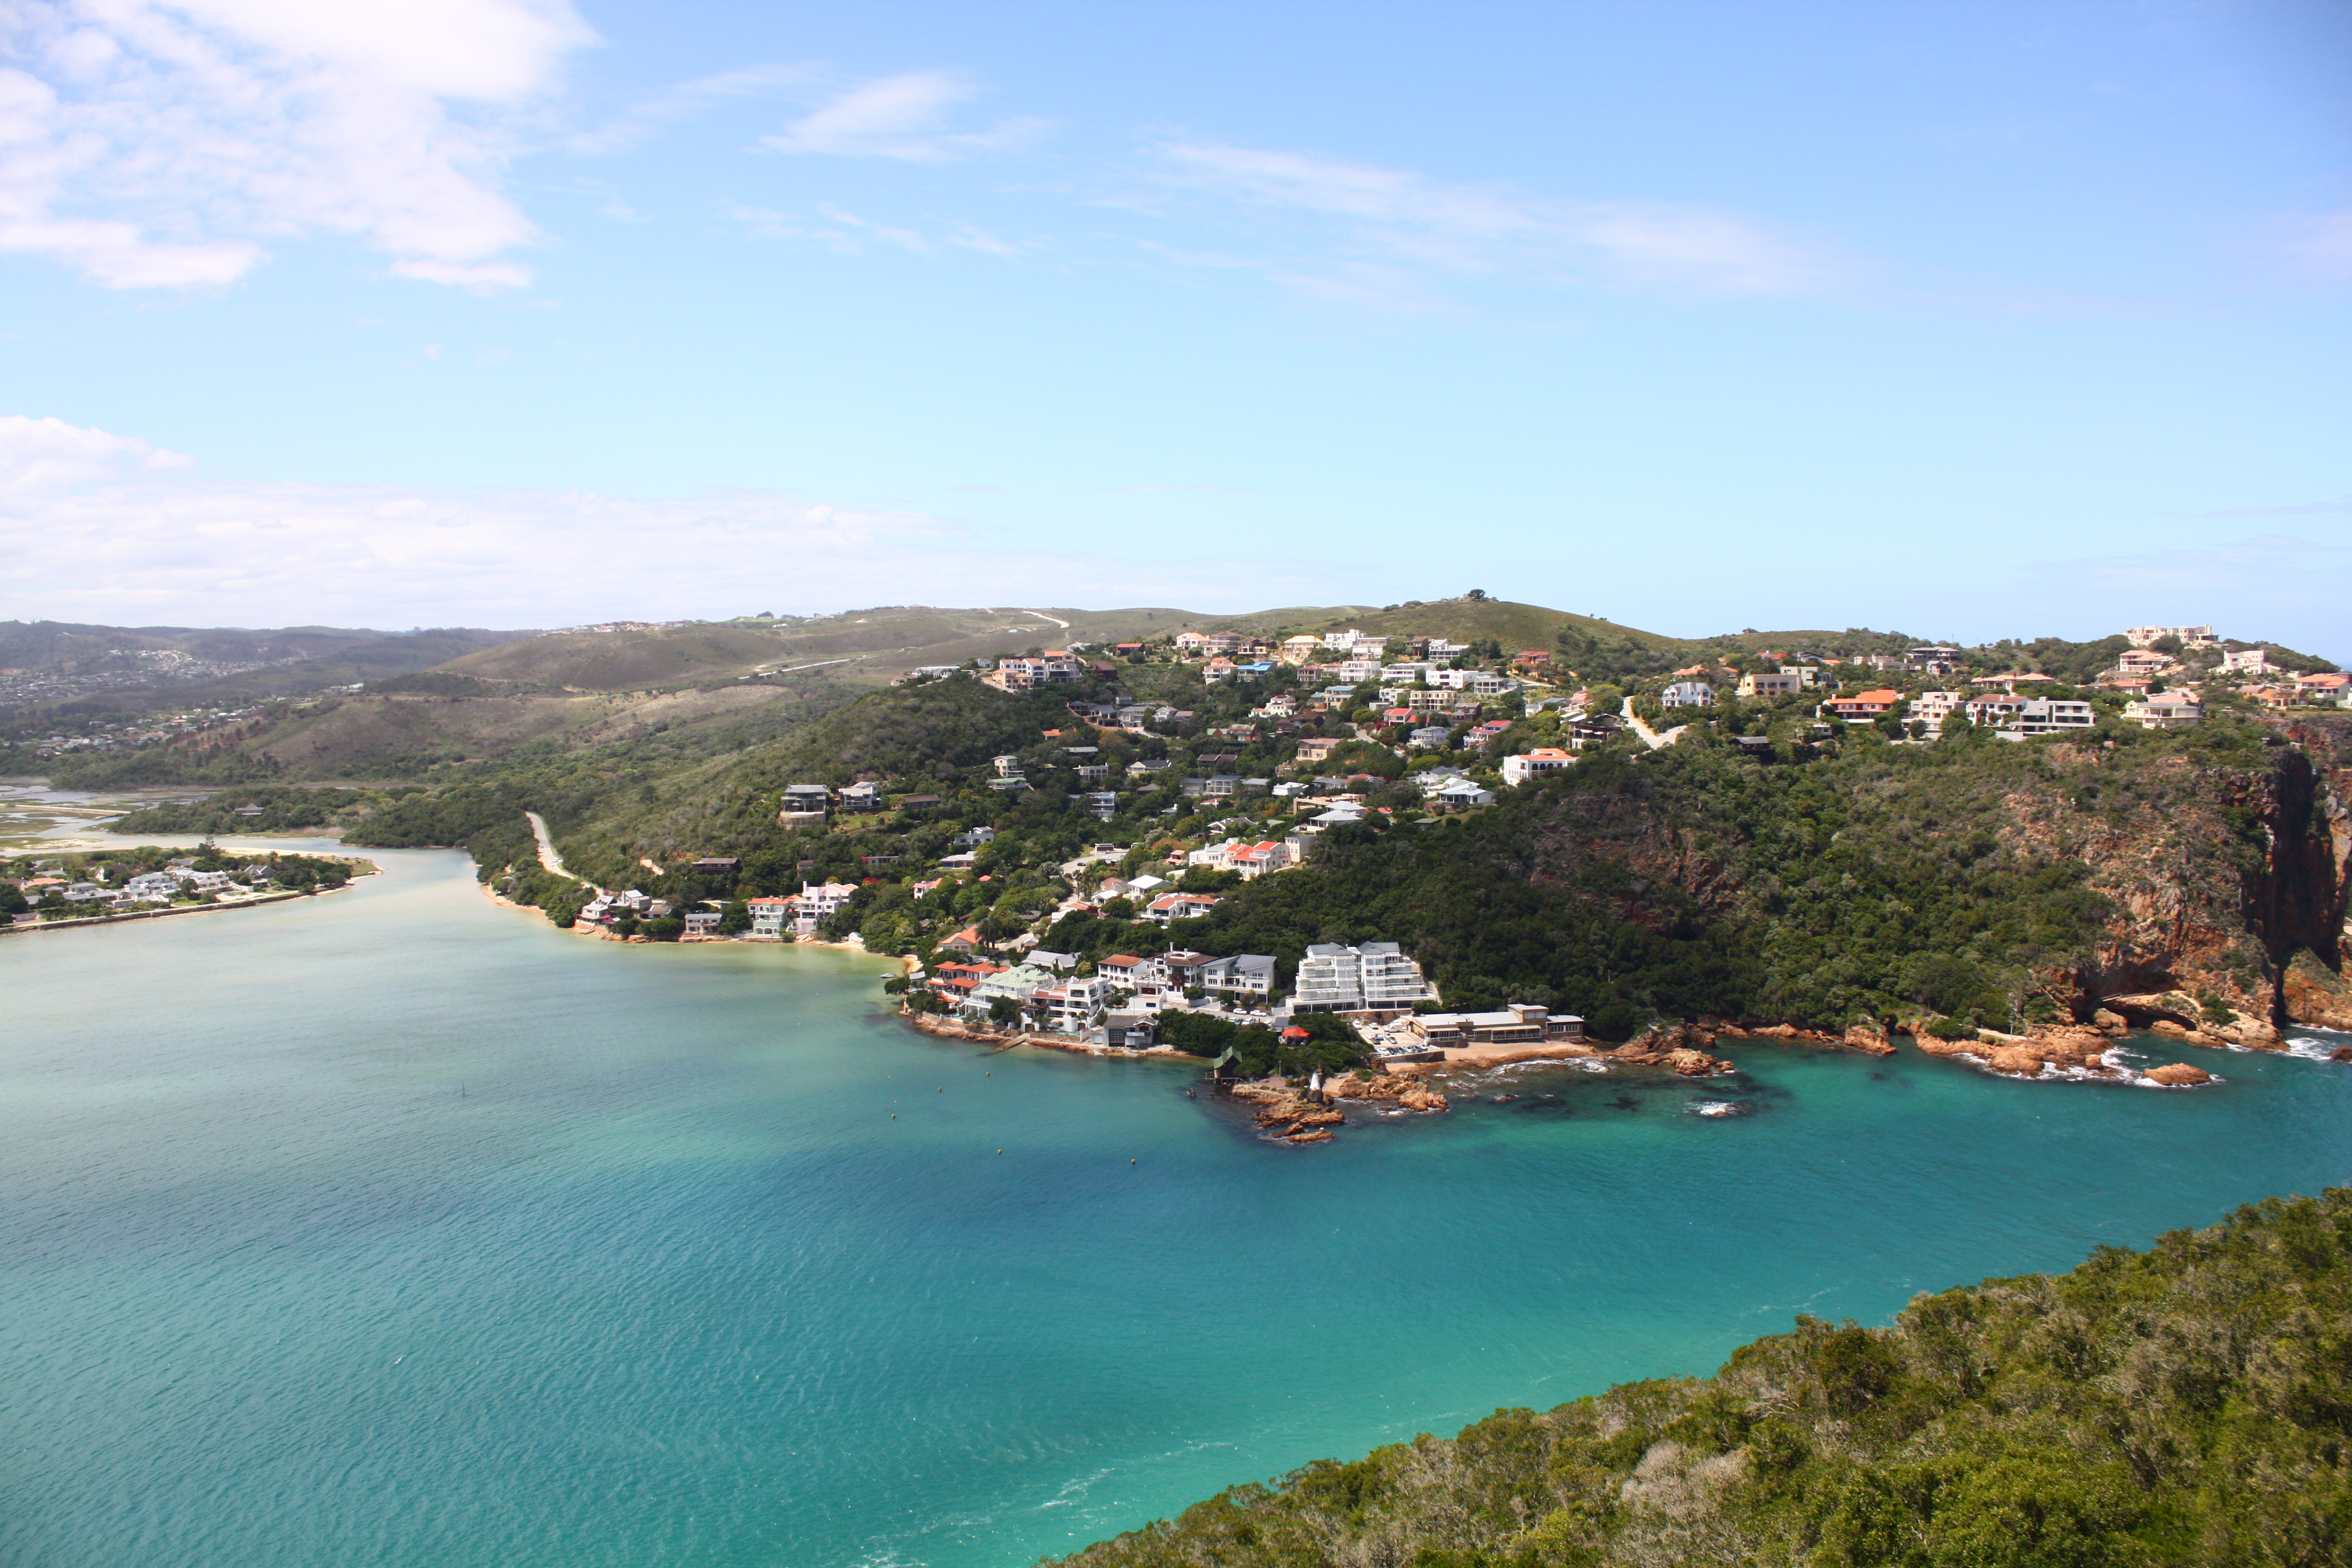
left=1826, top=689, right=1903, bottom=720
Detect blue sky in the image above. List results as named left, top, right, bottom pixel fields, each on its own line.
left=2, top=1, right=2348, bottom=655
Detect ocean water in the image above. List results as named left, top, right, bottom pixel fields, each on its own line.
left=4, top=845, right=2350, bottom=1568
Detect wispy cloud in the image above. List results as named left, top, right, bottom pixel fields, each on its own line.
left=0, top=0, right=594, bottom=291
left=2282, top=206, right=2352, bottom=282
left=566, top=62, right=817, bottom=155
left=731, top=203, right=1032, bottom=261
left=1146, top=140, right=1850, bottom=301
left=760, top=70, right=1048, bottom=162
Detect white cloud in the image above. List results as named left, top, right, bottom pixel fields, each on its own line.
left=760, top=70, right=1047, bottom=162
left=0, top=0, right=596, bottom=290
left=0, top=413, right=1341, bottom=625
left=1149, top=141, right=1847, bottom=299
left=0, top=412, right=190, bottom=493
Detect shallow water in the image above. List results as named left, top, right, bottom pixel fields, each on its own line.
left=5, top=845, right=2349, bottom=1567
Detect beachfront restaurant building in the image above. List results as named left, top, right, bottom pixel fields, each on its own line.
left=1406, top=1004, right=1584, bottom=1048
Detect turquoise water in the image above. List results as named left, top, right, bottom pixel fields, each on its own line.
left=5, top=845, right=2350, bottom=1568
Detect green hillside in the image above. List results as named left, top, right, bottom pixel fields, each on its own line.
left=1049, top=1190, right=2352, bottom=1567
left=1177, top=598, right=1683, bottom=652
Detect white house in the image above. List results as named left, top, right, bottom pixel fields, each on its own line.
left=2124, top=691, right=2203, bottom=729
left=1660, top=680, right=1713, bottom=709
left=2219, top=647, right=2270, bottom=674
left=1501, top=749, right=1575, bottom=787
left=745, top=896, right=793, bottom=938
left=1198, top=954, right=1277, bottom=999
left=1429, top=778, right=1495, bottom=810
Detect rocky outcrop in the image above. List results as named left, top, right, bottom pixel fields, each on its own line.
left=1241, top=1074, right=1448, bottom=1139
left=1705, top=1019, right=1895, bottom=1057
left=1613, top=1023, right=1736, bottom=1076
left=1915, top=1022, right=2123, bottom=1077
left=2147, top=1062, right=2214, bottom=1087
left=2285, top=948, right=2352, bottom=1031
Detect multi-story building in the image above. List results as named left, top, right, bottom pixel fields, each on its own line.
left=793, top=880, right=858, bottom=936
left=1292, top=941, right=1436, bottom=1012
left=2001, top=699, right=2095, bottom=737
left=1905, top=691, right=1964, bottom=731
left=1198, top=954, right=1277, bottom=999
left=2125, top=624, right=2217, bottom=649
left=1738, top=670, right=1804, bottom=698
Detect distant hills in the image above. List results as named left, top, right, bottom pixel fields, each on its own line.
left=0, top=620, right=534, bottom=715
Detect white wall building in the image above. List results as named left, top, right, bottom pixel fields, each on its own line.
left=1292, top=941, right=1436, bottom=1012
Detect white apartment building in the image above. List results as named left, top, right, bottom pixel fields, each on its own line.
left=2125, top=624, right=2217, bottom=649
left=793, top=880, right=858, bottom=935
left=745, top=896, right=793, bottom=938
left=1993, top=699, right=2096, bottom=738
left=1292, top=941, right=1436, bottom=1012
left=2220, top=647, right=2270, bottom=674
left=1036, top=976, right=1113, bottom=1032
left=1906, top=691, right=1963, bottom=730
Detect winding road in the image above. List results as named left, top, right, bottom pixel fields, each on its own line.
left=1621, top=697, right=1687, bottom=751
left=525, top=812, right=578, bottom=880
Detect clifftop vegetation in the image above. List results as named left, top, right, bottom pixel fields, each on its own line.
left=1049, top=1189, right=2352, bottom=1568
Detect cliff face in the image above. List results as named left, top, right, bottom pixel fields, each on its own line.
left=1511, top=716, right=2352, bottom=1034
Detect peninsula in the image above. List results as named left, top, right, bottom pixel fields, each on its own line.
left=31, top=599, right=2352, bottom=1090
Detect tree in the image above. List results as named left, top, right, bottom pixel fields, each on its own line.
left=988, top=996, right=1022, bottom=1027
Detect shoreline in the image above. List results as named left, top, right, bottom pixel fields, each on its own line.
left=2, top=863, right=374, bottom=937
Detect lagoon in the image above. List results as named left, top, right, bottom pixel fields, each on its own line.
left=4, top=843, right=2350, bottom=1567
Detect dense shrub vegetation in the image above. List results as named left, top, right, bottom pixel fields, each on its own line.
left=1051, top=1189, right=2352, bottom=1567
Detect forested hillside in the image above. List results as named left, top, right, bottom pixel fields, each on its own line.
left=89, top=602, right=2352, bottom=1041
left=1048, top=1189, right=2352, bottom=1568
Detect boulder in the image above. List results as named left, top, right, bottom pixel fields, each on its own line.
left=2091, top=1009, right=2130, bottom=1036
left=2147, top=1062, right=2213, bottom=1087
left=1841, top=1023, right=1897, bottom=1057
left=1664, top=1047, right=1732, bottom=1077
left=1987, top=1045, right=2046, bottom=1076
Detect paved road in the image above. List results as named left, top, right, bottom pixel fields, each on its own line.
left=1621, top=698, right=1687, bottom=750
left=525, top=812, right=578, bottom=880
